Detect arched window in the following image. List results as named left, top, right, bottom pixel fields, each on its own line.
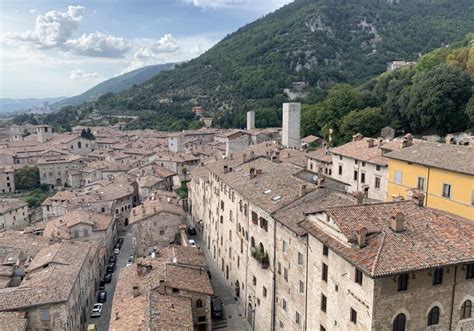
left=393, top=313, right=406, bottom=331
left=259, top=242, right=264, bottom=254
left=251, top=237, right=255, bottom=248
left=196, top=299, right=203, bottom=308
left=461, top=300, right=472, bottom=320
left=427, top=306, right=440, bottom=326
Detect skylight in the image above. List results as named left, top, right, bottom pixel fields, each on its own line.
left=264, top=189, right=272, bottom=195
left=272, top=195, right=282, bottom=201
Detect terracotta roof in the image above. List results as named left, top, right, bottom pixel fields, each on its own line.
left=306, top=148, right=332, bottom=163
left=301, top=201, right=474, bottom=277
left=0, top=311, right=27, bottom=330
left=331, top=138, right=389, bottom=166
left=384, top=141, right=474, bottom=175
left=165, top=264, right=213, bottom=295
left=0, top=199, right=27, bottom=214
left=161, top=246, right=207, bottom=268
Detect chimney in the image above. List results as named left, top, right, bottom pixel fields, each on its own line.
left=299, top=184, right=308, bottom=197
left=412, top=191, right=425, bottom=207
left=352, top=133, right=363, bottom=142
left=223, top=165, right=229, bottom=174
left=354, top=191, right=364, bottom=205
left=249, top=167, right=256, bottom=179
left=132, top=284, right=140, bottom=297
left=367, top=138, right=375, bottom=148
left=317, top=176, right=325, bottom=188
left=250, top=150, right=255, bottom=158
left=401, top=133, right=414, bottom=148
left=356, top=225, right=367, bottom=248
left=229, top=154, right=234, bottom=160
left=390, top=210, right=405, bottom=232
left=158, top=279, right=166, bottom=295
left=242, top=153, right=247, bottom=163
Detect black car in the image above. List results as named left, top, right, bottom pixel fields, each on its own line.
left=103, top=273, right=112, bottom=283
left=211, top=296, right=223, bottom=320
left=187, top=226, right=197, bottom=236
left=98, top=280, right=105, bottom=291
left=106, top=262, right=116, bottom=274
left=97, top=290, right=107, bottom=303
left=109, top=255, right=117, bottom=263
left=117, top=237, right=124, bottom=245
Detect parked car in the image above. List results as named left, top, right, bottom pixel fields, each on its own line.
left=98, top=280, right=105, bottom=291
left=90, top=303, right=103, bottom=318
left=117, top=237, right=124, bottom=245
left=106, top=262, right=116, bottom=273
left=109, top=255, right=117, bottom=263
left=103, top=273, right=112, bottom=283
left=187, top=226, right=197, bottom=236
left=211, top=296, right=224, bottom=320
left=114, top=248, right=120, bottom=255
left=97, top=291, right=107, bottom=303
left=115, top=242, right=122, bottom=249
left=87, top=324, right=97, bottom=331
left=126, top=255, right=134, bottom=266
left=188, top=239, right=197, bottom=247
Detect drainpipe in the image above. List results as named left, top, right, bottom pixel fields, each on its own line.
left=271, top=219, right=277, bottom=331
left=449, top=265, right=458, bottom=331
left=304, top=235, right=309, bottom=331
left=425, top=167, right=431, bottom=206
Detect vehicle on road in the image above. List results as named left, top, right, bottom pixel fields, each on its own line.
left=87, top=324, right=97, bottom=331
left=211, top=296, right=224, bottom=320
left=114, top=248, right=120, bottom=255
left=126, top=255, right=134, bottom=266
left=98, top=280, right=105, bottom=291
left=97, top=290, right=107, bottom=303
left=109, top=255, right=117, bottom=263
left=188, top=239, right=197, bottom=247
left=187, top=226, right=197, bottom=236
left=106, top=262, right=116, bottom=273
left=103, top=273, right=112, bottom=283
left=117, top=237, right=124, bottom=245
left=90, top=304, right=103, bottom=318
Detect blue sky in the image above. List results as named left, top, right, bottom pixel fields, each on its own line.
left=0, top=0, right=292, bottom=99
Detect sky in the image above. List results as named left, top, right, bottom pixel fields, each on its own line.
left=0, top=0, right=292, bottom=99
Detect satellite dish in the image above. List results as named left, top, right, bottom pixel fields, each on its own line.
left=312, top=175, right=319, bottom=182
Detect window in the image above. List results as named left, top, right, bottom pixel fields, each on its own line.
left=393, top=313, right=406, bottom=331
left=320, top=294, right=327, bottom=312
left=398, top=273, right=408, bottom=291
left=433, top=268, right=443, bottom=285
left=278, top=262, right=281, bottom=274
left=323, top=245, right=329, bottom=256
left=339, top=155, right=343, bottom=160
left=361, top=172, right=366, bottom=183
left=229, top=230, right=232, bottom=241
left=251, top=212, right=258, bottom=224
left=427, top=306, right=440, bottom=326
left=282, top=298, right=287, bottom=311
left=322, top=263, right=328, bottom=282
left=220, top=201, right=224, bottom=210
left=83, top=229, right=89, bottom=237
left=253, top=276, right=257, bottom=286
left=299, top=280, right=304, bottom=293
left=394, top=171, right=403, bottom=184
left=350, top=308, right=357, bottom=324
left=338, top=165, right=342, bottom=175
left=320, top=326, right=326, bottom=331
left=442, top=184, right=451, bottom=198
left=282, top=240, right=288, bottom=253
left=461, top=300, right=472, bottom=319
left=284, top=268, right=288, bottom=282
left=355, top=268, right=363, bottom=285
left=375, top=177, right=381, bottom=189
left=296, top=311, right=301, bottom=325
left=353, top=170, right=358, bottom=181
left=376, top=165, right=381, bottom=171
left=298, top=252, right=304, bottom=265
left=196, top=299, right=203, bottom=308
left=260, top=218, right=268, bottom=232
left=73, top=230, right=80, bottom=238
left=263, top=286, right=267, bottom=297
left=362, top=161, right=366, bottom=167
left=355, top=160, right=358, bottom=165
left=41, top=308, right=49, bottom=321
left=417, top=177, right=426, bottom=190
left=467, top=263, right=474, bottom=279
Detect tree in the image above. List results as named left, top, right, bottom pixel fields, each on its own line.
left=405, top=64, right=471, bottom=134
left=255, top=108, right=280, bottom=128
left=465, top=95, right=474, bottom=129
left=340, top=107, right=386, bottom=140
left=80, top=128, right=95, bottom=140
left=14, top=166, right=40, bottom=190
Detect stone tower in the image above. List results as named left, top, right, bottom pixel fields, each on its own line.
left=282, top=103, right=301, bottom=148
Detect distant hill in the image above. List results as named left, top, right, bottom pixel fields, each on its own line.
left=0, top=97, right=65, bottom=113
left=86, top=0, right=474, bottom=116
left=53, top=63, right=175, bottom=108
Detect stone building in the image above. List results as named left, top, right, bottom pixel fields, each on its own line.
left=0, top=166, right=15, bottom=193
left=37, top=154, right=84, bottom=188
left=306, top=146, right=332, bottom=176
left=130, top=193, right=184, bottom=257
left=0, top=199, right=29, bottom=231
left=0, top=241, right=100, bottom=331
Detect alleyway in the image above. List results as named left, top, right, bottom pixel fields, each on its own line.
left=187, top=218, right=252, bottom=331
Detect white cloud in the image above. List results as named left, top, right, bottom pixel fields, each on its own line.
left=65, top=32, right=131, bottom=58
left=29, top=9, right=38, bottom=15
left=69, top=69, right=99, bottom=80
left=8, top=5, right=85, bottom=48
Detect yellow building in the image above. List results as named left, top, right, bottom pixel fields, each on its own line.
left=385, top=142, right=474, bottom=220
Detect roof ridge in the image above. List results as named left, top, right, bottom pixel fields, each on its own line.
left=370, top=232, right=386, bottom=277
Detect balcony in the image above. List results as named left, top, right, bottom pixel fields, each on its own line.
left=251, top=247, right=269, bottom=269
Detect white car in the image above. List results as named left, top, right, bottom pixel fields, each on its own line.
left=90, top=303, right=103, bottom=318
left=188, top=239, right=197, bottom=247
left=114, top=248, right=120, bottom=255
left=126, top=255, right=134, bottom=266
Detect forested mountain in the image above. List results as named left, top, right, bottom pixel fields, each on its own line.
left=301, top=35, right=474, bottom=144
left=52, top=63, right=174, bottom=108
left=15, top=0, right=474, bottom=133
left=0, top=97, right=65, bottom=113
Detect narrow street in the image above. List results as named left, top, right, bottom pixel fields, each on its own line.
left=85, top=231, right=133, bottom=331
left=187, top=218, right=251, bottom=331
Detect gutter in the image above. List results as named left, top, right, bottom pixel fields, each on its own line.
left=449, top=265, right=458, bottom=330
